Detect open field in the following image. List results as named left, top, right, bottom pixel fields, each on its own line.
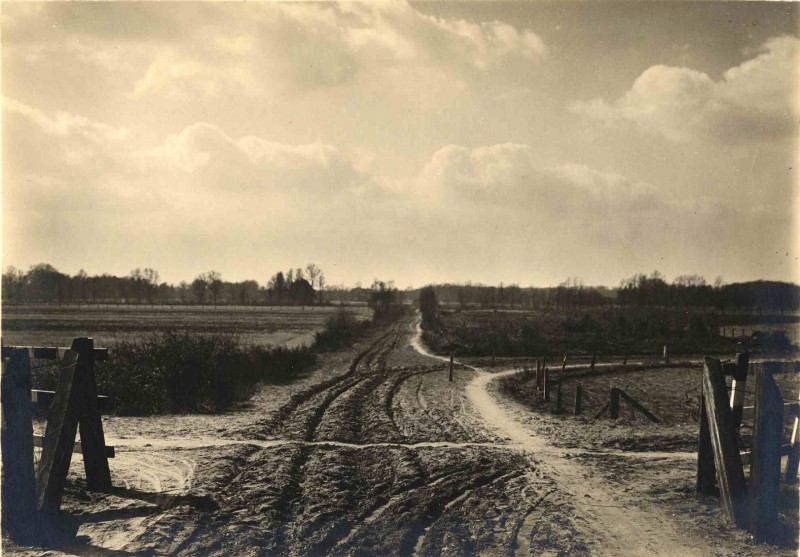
left=1, top=304, right=373, bottom=349
left=5, top=314, right=798, bottom=556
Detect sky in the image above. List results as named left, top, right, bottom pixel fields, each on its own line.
left=2, top=1, right=798, bottom=289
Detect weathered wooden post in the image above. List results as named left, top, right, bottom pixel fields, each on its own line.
left=2, top=349, right=37, bottom=543
left=701, top=357, right=747, bottom=528
left=729, top=352, right=749, bottom=433
left=590, top=351, right=596, bottom=371
left=663, top=344, right=669, bottom=364
left=535, top=360, right=543, bottom=391
left=555, top=379, right=563, bottom=413
left=697, top=391, right=716, bottom=495
left=36, top=350, right=84, bottom=512
left=73, top=338, right=112, bottom=491
left=749, top=362, right=783, bottom=540
left=786, top=395, right=800, bottom=484
left=623, top=351, right=628, bottom=366
left=574, top=385, right=583, bottom=415
left=543, top=368, right=550, bottom=402
left=448, top=353, right=454, bottom=382
left=609, top=388, right=620, bottom=419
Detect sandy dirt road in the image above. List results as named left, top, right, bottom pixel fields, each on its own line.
left=9, top=313, right=792, bottom=556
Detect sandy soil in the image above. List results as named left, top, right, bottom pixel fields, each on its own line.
left=4, top=313, right=798, bottom=556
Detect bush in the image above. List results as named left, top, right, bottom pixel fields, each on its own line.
left=95, top=332, right=316, bottom=415
left=313, top=308, right=370, bottom=351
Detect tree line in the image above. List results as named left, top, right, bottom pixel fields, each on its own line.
left=1, top=262, right=407, bottom=311
left=414, top=272, right=799, bottom=313
left=4, top=263, right=335, bottom=306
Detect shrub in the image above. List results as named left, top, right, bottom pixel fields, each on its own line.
left=95, top=332, right=316, bottom=415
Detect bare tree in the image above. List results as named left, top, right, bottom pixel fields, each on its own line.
left=305, top=263, right=321, bottom=289
left=207, top=271, right=223, bottom=305
left=317, top=272, right=326, bottom=304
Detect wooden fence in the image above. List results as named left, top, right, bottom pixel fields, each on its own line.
left=1, top=338, right=113, bottom=544
left=696, top=354, right=799, bottom=541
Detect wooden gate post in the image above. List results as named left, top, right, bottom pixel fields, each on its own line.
left=701, top=357, right=747, bottom=528
left=73, top=338, right=112, bottom=490
left=36, top=350, right=84, bottom=512
left=729, top=352, right=749, bottom=432
left=749, top=362, right=783, bottom=540
left=2, top=349, right=37, bottom=542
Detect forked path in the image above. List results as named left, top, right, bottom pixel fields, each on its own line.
left=411, top=322, right=705, bottom=556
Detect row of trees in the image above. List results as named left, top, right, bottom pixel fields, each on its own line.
left=415, top=272, right=800, bottom=313
left=2, top=263, right=337, bottom=306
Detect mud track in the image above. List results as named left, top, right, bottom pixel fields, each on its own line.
left=17, top=313, right=787, bottom=556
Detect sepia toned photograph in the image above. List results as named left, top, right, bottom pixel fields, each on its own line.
left=1, top=1, right=799, bottom=555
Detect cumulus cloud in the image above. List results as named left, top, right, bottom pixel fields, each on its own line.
left=416, top=143, right=667, bottom=219
left=569, top=35, right=800, bottom=143
left=143, top=122, right=373, bottom=196
left=118, top=2, right=546, bottom=99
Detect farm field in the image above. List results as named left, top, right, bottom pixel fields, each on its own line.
left=1, top=304, right=373, bottom=349
left=6, top=313, right=798, bottom=556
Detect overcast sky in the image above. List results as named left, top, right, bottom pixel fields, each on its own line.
left=2, top=2, right=798, bottom=288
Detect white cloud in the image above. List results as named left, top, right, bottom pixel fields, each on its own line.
left=124, top=3, right=546, bottom=99
left=416, top=143, right=667, bottom=218
left=569, top=35, right=799, bottom=143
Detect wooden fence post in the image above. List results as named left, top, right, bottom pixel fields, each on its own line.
left=2, top=349, right=37, bottom=542
left=590, top=351, right=596, bottom=371
left=543, top=368, right=550, bottom=402
left=697, top=392, right=717, bottom=495
left=729, top=352, right=749, bottom=433
left=448, top=354, right=454, bottom=382
left=702, top=357, right=747, bottom=528
left=555, top=379, right=563, bottom=413
left=663, top=344, right=669, bottom=364
left=785, top=394, right=800, bottom=484
left=622, top=351, right=628, bottom=366
left=35, top=350, right=83, bottom=512
left=535, top=361, right=543, bottom=391
left=562, top=353, right=567, bottom=373
left=574, top=385, right=583, bottom=415
left=73, top=338, right=112, bottom=491
left=609, top=388, right=620, bottom=419
left=749, top=362, right=783, bottom=540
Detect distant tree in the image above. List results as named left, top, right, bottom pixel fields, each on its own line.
left=207, top=271, right=222, bottom=305
left=143, top=268, right=159, bottom=304
left=317, top=272, right=326, bottom=304
left=305, top=263, right=321, bottom=290
left=268, top=272, right=287, bottom=305
left=418, top=286, right=439, bottom=327
left=192, top=274, right=208, bottom=305
left=288, top=278, right=315, bottom=306
left=369, top=280, right=399, bottom=321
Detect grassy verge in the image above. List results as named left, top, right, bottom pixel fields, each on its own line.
left=31, top=308, right=374, bottom=415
